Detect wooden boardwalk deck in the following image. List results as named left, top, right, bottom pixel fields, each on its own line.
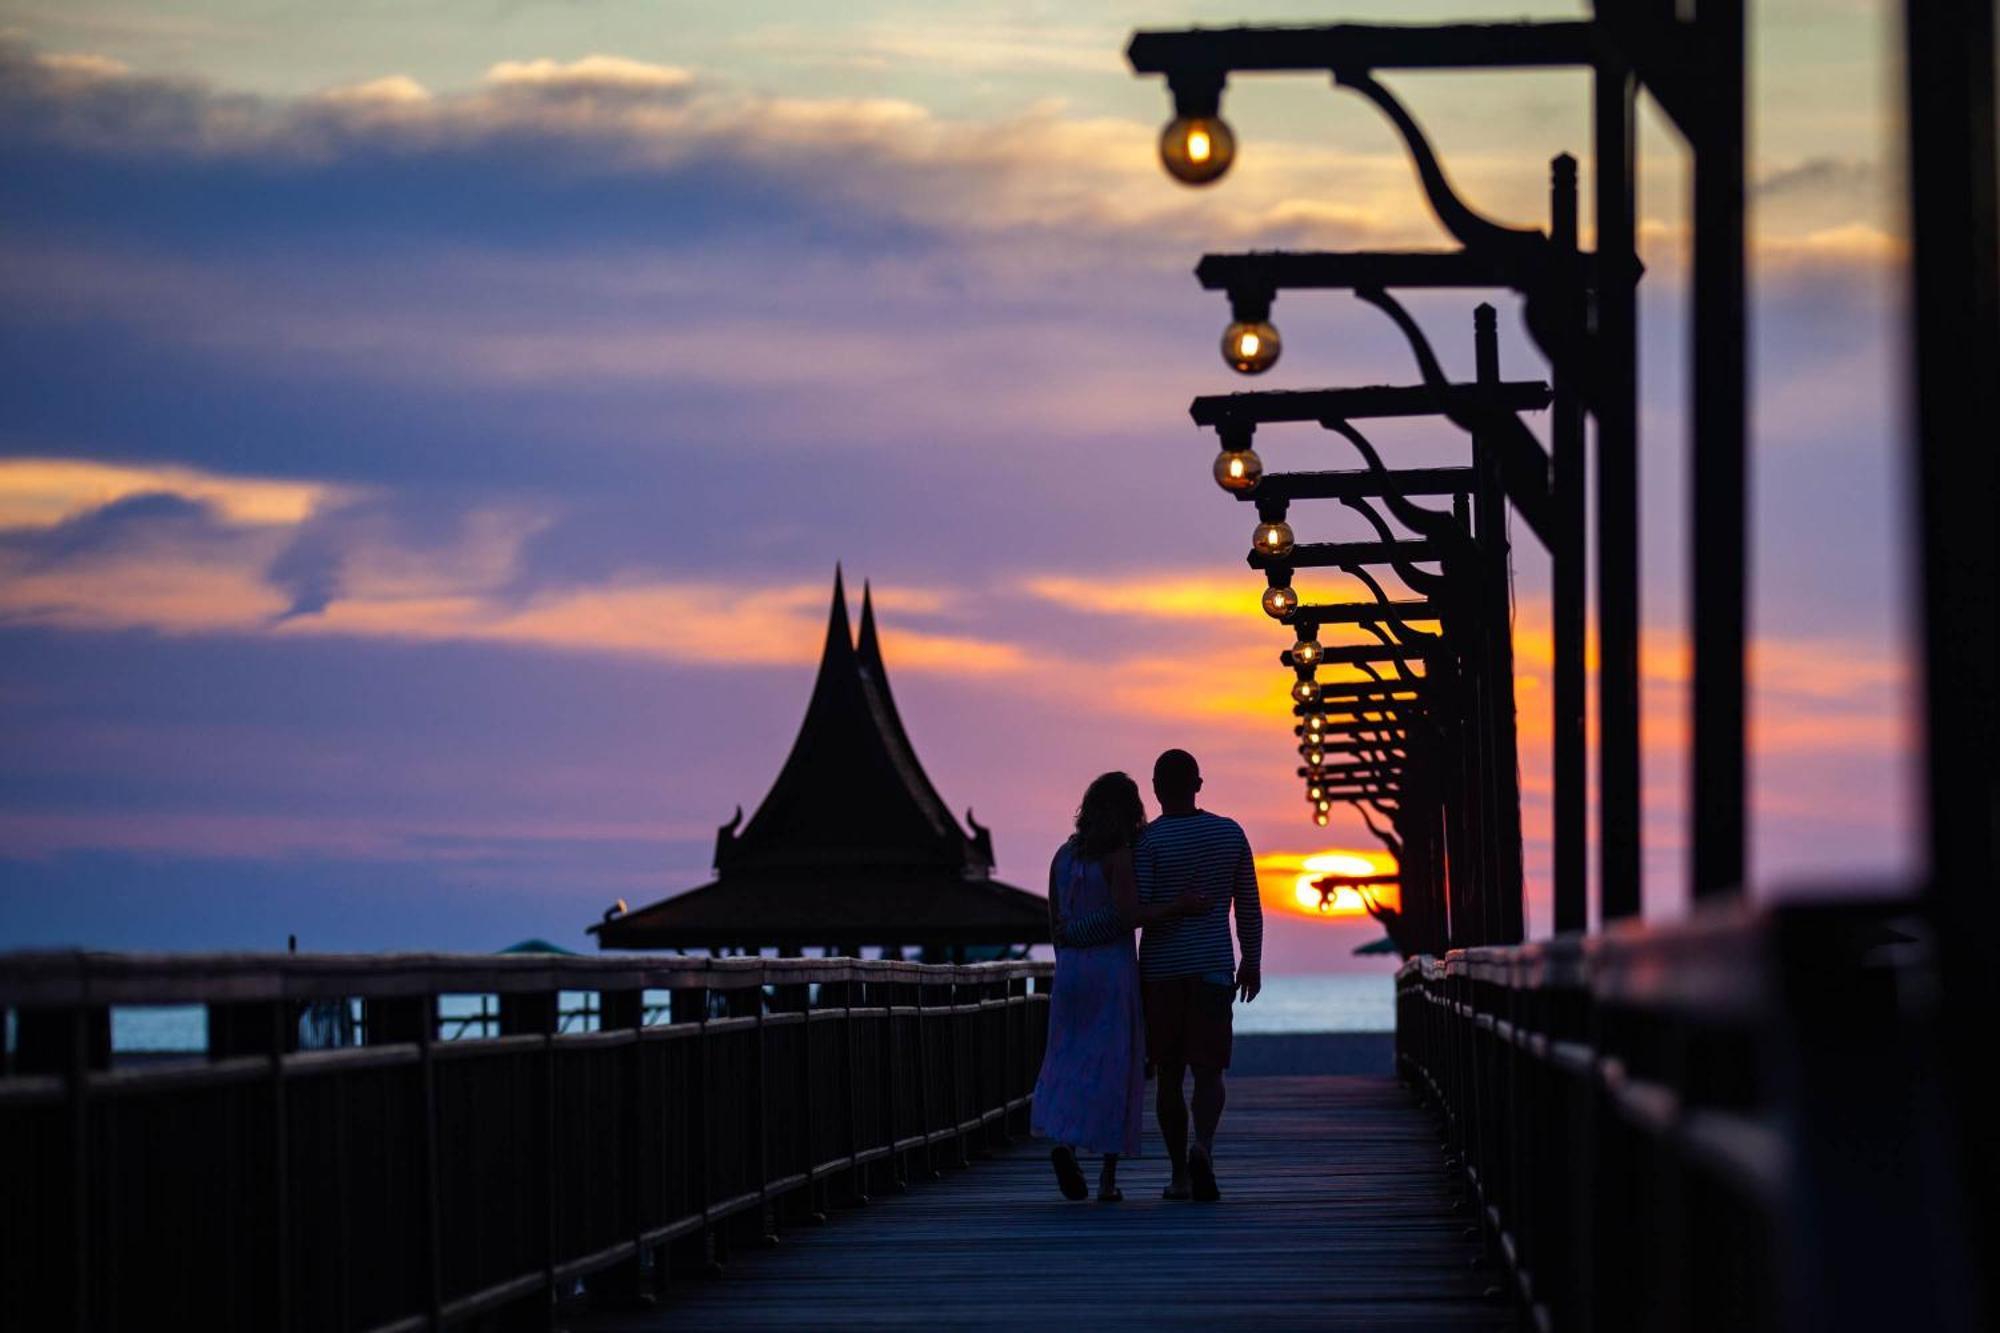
left=569, top=1075, right=1513, bottom=1330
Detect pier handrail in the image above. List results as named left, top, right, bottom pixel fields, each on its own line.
left=0, top=950, right=1052, bottom=1331
left=1394, top=899, right=1969, bottom=1330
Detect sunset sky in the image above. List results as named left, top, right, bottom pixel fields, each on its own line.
left=0, top=1, right=1918, bottom=968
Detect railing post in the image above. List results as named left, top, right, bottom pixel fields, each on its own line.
left=207, top=998, right=296, bottom=1330
left=668, top=981, right=716, bottom=1278
left=15, top=1002, right=108, bottom=1332
left=589, top=986, right=646, bottom=1306
left=497, top=987, right=558, bottom=1330
left=362, top=991, right=439, bottom=1326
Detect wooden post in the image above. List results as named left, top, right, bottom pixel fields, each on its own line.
left=1689, top=0, right=1748, bottom=903
left=498, top=988, right=558, bottom=1329
left=1550, top=151, right=1588, bottom=935
left=363, top=992, right=439, bottom=1326
left=588, top=987, right=648, bottom=1307
left=15, top=1004, right=108, bottom=1332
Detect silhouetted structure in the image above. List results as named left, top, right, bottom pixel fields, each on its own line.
left=593, top=571, right=1047, bottom=960
left=1130, top=5, right=1990, bottom=1330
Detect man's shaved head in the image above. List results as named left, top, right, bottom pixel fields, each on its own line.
left=1153, top=749, right=1202, bottom=803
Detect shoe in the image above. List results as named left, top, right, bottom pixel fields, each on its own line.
left=1051, top=1146, right=1088, bottom=1201
left=1188, top=1145, right=1219, bottom=1202
left=1161, top=1174, right=1191, bottom=1201
left=1097, top=1184, right=1124, bottom=1203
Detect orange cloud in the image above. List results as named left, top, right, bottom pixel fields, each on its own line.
left=0, top=457, right=336, bottom=529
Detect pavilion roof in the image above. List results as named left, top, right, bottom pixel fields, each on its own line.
left=593, top=569, right=1046, bottom=950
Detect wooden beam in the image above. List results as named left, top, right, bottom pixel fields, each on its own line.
left=1256, top=467, right=1475, bottom=501
left=1127, top=21, right=1596, bottom=75
left=1191, top=380, right=1550, bottom=427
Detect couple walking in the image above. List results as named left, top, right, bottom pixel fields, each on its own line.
left=1030, top=748, right=1263, bottom=1203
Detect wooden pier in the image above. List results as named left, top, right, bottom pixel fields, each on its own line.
left=572, top=1075, right=1508, bottom=1331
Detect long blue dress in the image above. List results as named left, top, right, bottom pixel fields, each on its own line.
left=1030, top=841, right=1146, bottom=1156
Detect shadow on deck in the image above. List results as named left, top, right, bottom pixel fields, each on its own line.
left=569, top=1075, right=1510, bottom=1330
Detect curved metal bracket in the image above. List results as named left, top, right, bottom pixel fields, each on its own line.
left=1352, top=288, right=1555, bottom=546
left=1333, top=71, right=1547, bottom=269
left=1357, top=805, right=1404, bottom=859
left=1329, top=71, right=1588, bottom=393
left=1347, top=562, right=1441, bottom=646
left=1339, top=495, right=1453, bottom=598
left=1322, top=420, right=1465, bottom=547
left=1361, top=620, right=1425, bottom=685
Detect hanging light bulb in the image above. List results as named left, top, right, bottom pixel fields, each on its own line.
left=1212, top=444, right=1263, bottom=493
left=1313, top=810, right=1330, bottom=827
left=1308, top=783, right=1326, bottom=802
left=1221, top=319, right=1281, bottom=374
left=1316, top=798, right=1332, bottom=814
left=1305, top=747, right=1325, bottom=766
left=1222, top=286, right=1280, bottom=375
left=1252, top=520, right=1295, bottom=558
left=1305, top=712, right=1327, bottom=734
left=1261, top=584, right=1298, bottom=620
left=1290, top=635, right=1322, bottom=667
left=1291, top=677, right=1319, bottom=705
left=1159, top=113, right=1236, bottom=185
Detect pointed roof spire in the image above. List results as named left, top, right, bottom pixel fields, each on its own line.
left=856, top=579, right=881, bottom=662
left=826, top=564, right=853, bottom=657
left=718, top=569, right=987, bottom=875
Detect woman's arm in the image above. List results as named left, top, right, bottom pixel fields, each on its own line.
left=1047, top=850, right=1065, bottom=946
left=1107, top=847, right=1203, bottom=928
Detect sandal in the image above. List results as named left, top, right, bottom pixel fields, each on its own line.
left=1050, top=1146, right=1088, bottom=1201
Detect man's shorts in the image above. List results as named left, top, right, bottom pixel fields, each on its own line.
left=1142, top=975, right=1235, bottom=1071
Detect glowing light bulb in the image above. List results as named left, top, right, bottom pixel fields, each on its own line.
left=1314, top=811, right=1329, bottom=827
left=1252, top=520, right=1295, bottom=558
left=1222, top=320, right=1281, bottom=374
left=1159, top=114, right=1236, bottom=186
left=1291, top=677, right=1319, bottom=705
left=1306, top=748, right=1324, bottom=766
left=1308, top=784, right=1325, bottom=801
left=1260, top=585, right=1298, bottom=620
left=1316, top=799, right=1332, bottom=813
left=1212, top=446, right=1263, bottom=494
left=1305, top=713, right=1326, bottom=734
left=1290, top=637, right=1321, bottom=667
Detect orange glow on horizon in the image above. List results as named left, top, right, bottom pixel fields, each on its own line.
left=1255, top=848, right=1401, bottom=920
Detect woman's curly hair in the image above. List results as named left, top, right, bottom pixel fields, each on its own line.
left=1072, top=771, right=1146, bottom=858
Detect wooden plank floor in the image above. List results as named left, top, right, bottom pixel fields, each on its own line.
left=568, top=1076, right=1514, bottom=1331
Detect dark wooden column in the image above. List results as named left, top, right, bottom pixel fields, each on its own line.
left=1594, top=52, right=1642, bottom=922
left=1689, top=0, right=1748, bottom=902
left=1906, top=0, right=2000, bottom=1320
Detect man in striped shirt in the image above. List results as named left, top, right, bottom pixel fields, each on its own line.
left=1135, top=749, right=1262, bottom=1201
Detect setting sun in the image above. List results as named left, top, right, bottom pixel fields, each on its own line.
left=1256, top=849, right=1401, bottom=920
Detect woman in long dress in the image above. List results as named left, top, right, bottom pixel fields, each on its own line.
left=1031, top=772, right=1204, bottom=1201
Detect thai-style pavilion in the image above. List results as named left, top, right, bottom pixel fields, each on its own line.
left=592, top=571, right=1049, bottom=960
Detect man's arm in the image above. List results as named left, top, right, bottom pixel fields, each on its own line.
left=1232, top=829, right=1263, bottom=1002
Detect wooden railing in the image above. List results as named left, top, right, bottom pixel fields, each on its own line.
left=0, top=952, right=1051, bottom=1331
left=1394, top=899, right=1980, bottom=1333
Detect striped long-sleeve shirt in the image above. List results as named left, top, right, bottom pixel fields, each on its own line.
left=1134, top=811, right=1262, bottom=979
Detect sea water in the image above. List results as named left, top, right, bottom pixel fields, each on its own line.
left=1232, top=972, right=1394, bottom=1034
